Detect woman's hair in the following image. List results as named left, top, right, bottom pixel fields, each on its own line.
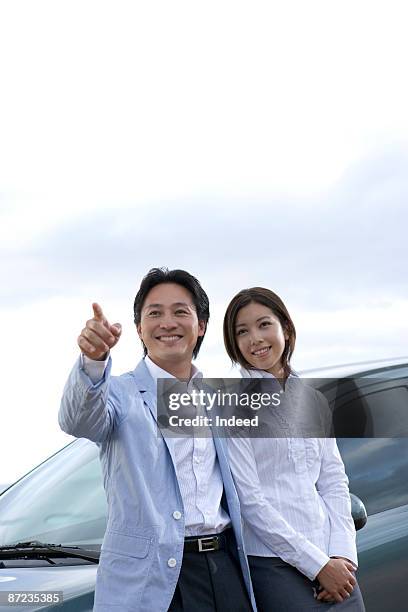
left=223, top=287, right=296, bottom=378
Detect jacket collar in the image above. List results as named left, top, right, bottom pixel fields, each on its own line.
left=131, top=358, right=155, bottom=393
left=131, top=359, right=157, bottom=420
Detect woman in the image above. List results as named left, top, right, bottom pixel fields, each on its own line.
left=223, top=287, right=365, bottom=610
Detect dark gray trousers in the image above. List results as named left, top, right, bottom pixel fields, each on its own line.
left=248, top=556, right=366, bottom=612
left=168, top=530, right=252, bottom=612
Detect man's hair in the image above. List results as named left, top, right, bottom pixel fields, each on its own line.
left=133, top=267, right=210, bottom=359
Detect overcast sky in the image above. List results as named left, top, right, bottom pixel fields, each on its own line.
left=1, top=1, right=407, bottom=484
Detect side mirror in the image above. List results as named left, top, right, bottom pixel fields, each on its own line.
left=350, top=493, right=367, bottom=530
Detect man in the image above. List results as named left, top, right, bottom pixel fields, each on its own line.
left=59, top=268, right=255, bottom=612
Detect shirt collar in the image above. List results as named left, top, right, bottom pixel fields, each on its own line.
left=144, top=355, right=203, bottom=384
left=239, top=366, right=297, bottom=380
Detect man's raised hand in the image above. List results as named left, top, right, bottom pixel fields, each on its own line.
left=78, top=303, right=122, bottom=361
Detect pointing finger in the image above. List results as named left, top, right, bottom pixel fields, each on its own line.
left=92, top=302, right=105, bottom=322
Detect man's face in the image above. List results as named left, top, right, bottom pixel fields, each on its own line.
left=137, top=282, right=206, bottom=367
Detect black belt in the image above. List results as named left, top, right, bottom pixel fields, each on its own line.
left=183, top=529, right=230, bottom=553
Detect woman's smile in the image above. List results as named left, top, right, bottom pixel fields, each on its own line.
left=251, top=345, right=272, bottom=357
left=235, top=302, right=288, bottom=377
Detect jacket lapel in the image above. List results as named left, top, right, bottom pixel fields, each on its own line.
left=131, top=359, right=178, bottom=467
left=131, top=360, right=157, bottom=419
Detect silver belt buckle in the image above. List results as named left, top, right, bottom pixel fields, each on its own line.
left=198, top=536, right=217, bottom=552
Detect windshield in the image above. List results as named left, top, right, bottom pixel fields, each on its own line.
left=0, top=439, right=107, bottom=548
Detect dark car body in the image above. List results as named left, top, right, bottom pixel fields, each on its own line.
left=0, top=358, right=407, bottom=611
left=304, top=358, right=408, bottom=612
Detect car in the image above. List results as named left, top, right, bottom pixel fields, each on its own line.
left=303, top=357, right=408, bottom=612
left=0, top=357, right=407, bottom=611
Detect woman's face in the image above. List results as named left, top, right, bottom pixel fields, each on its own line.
left=235, top=301, right=288, bottom=377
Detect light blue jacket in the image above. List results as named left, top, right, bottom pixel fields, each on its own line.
left=59, top=357, right=256, bottom=612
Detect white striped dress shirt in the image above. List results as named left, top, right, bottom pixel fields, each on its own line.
left=227, top=367, right=358, bottom=581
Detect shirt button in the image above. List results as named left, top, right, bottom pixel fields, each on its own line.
left=172, top=511, right=182, bottom=520
left=194, top=457, right=201, bottom=464
left=168, top=558, right=177, bottom=568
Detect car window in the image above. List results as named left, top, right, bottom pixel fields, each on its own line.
left=319, top=366, right=408, bottom=515
left=357, top=386, right=408, bottom=436
left=336, top=361, right=408, bottom=515
left=320, top=372, right=408, bottom=437
left=337, top=437, right=408, bottom=515
left=0, top=439, right=107, bottom=548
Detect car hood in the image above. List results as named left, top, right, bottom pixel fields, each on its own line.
left=0, top=565, right=97, bottom=611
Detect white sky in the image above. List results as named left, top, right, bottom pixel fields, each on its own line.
left=1, top=1, right=407, bottom=483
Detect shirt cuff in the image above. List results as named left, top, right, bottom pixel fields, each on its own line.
left=81, top=353, right=110, bottom=384
left=296, top=545, right=330, bottom=581
left=328, top=537, right=358, bottom=569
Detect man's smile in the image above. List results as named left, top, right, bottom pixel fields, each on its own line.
left=156, top=334, right=183, bottom=342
